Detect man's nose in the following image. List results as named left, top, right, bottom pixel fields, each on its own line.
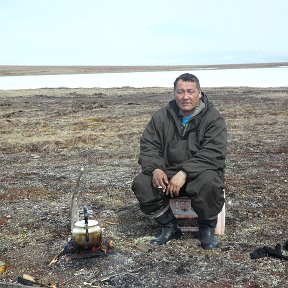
left=182, top=91, right=190, bottom=98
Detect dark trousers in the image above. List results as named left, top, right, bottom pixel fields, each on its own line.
left=132, top=169, right=225, bottom=220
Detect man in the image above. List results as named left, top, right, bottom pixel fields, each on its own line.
left=132, top=73, right=227, bottom=249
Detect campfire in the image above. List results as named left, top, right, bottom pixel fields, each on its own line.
left=50, top=168, right=114, bottom=265
left=49, top=205, right=114, bottom=265
left=62, top=237, right=113, bottom=260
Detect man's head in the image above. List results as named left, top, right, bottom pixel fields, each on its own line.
left=173, top=73, right=202, bottom=117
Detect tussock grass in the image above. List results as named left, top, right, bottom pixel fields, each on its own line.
left=0, top=86, right=287, bottom=287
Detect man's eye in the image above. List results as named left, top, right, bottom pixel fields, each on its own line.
left=177, top=90, right=195, bottom=95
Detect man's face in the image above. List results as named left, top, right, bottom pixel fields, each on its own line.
left=174, top=80, right=201, bottom=116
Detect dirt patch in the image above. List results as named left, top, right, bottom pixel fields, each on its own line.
left=0, top=86, right=287, bottom=287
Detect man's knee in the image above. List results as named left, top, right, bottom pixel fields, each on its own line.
left=186, top=170, right=225, bottom=219
left=188, top=170, right=225, bottom=193
left=132, top=173, right=167, bottom=214
left=132, top=173, right=152, bottom=201
left=132, top=173, right=146, bottom=192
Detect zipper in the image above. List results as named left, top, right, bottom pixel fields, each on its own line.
left=181, top=121, right=201, bottom=143
left=181, top=124, right=188, bottom=139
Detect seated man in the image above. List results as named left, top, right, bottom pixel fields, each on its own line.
left=132, top=73, right=227, bottom=249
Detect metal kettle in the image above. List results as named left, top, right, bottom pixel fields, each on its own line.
left=72, top=219, right=102, bottom=248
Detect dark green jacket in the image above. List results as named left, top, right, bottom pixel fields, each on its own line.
left=139, top=93, right=227, bottom=179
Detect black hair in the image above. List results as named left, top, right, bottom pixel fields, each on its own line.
left=173, top=73, right=200, bottom=90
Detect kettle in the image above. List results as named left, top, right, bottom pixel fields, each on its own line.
left=72, top=219, right=102, bottom=248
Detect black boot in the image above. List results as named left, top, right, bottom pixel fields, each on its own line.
left=150, top=208, right=182, bottom=245
left=198, top=219, right=219, bottom=250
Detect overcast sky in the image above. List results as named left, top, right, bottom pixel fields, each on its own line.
left=1, top=0, right=288, bottom=66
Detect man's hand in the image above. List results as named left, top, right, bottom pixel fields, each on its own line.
left=152, top=169, right=169, bottom=192
left=166, top=170, right=187, bottom=197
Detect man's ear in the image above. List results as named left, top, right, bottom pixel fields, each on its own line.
left=199, top=90, right=202, bottom=98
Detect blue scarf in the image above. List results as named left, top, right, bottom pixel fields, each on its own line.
left=179, top=114, right=192, bottom=127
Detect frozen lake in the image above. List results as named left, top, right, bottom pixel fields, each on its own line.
left=0, top=67, right=287, bottom=90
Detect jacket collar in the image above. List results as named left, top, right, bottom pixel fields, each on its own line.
left=168, top=92, right=212, bottom=119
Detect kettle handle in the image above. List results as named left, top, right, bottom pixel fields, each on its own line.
left=84, top=206, right=89, bottom=242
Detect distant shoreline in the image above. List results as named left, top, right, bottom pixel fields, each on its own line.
left=0, top=62, right=287, bottom=77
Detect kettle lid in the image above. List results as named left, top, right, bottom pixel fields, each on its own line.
left=74, top=219, right=99, bottom=227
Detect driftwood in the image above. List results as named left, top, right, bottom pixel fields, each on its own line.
left=16, top=274, right=58, bottom=288
left=48, top=250, right=65, bottom=266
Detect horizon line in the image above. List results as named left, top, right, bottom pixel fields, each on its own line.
left=0, top=62, right=287, bottom=77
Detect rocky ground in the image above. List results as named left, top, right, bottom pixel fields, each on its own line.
left=0, top=86, right=287, bottom=287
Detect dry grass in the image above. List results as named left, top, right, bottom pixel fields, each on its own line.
left=0, top=86, right=287, bottom=287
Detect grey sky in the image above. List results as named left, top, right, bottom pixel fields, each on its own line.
left=1, top=0, right=287, bottom=65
